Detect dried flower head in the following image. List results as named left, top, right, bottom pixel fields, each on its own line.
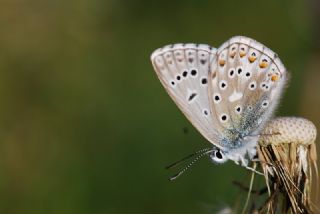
left=257, top=117, right=318, bottom=213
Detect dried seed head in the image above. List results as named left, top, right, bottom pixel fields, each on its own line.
left=259, top=117, right=317, bottom=146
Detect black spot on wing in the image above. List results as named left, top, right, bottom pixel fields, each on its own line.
left=188, top=93, right=197, bottom=101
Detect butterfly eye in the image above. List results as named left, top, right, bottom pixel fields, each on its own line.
left=215, top=150, right=223, bottom=159
left=210, top=149, right=228, bottom=164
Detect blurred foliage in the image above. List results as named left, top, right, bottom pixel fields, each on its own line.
left=0, top=0, right=318, bottom=213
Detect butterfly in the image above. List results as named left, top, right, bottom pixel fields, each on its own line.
left=150, top=36, right=287, bottom=177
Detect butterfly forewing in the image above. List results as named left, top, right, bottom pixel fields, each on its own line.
left=151, top=44, right=223, bottom=147
left=209, top=36, right=287, bottom=147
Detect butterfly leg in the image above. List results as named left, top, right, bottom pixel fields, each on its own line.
left=239, top=156, right=264, bottom=175
left=245, top=166, right=264, bottom=175
left=251, top=158, right=274, bottom=167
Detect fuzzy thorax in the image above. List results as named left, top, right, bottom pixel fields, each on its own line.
left=210, top=135, right=259, bottom=167
left=224, top=135, right=259, bottom=166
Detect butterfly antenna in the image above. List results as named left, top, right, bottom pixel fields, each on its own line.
left=165, top=148, right=211, bottom=169
left=169, top=150, right=212, bottom=181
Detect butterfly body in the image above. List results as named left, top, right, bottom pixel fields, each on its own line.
left=151, top=36, right=287, bottom=168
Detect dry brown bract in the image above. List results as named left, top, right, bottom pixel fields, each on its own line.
left=257, top=117, right=318, bottom=214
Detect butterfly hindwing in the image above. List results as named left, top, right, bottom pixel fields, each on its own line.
left=151, top=44, right=223, bottom=147
left=208, top=36, right=287, bottom=146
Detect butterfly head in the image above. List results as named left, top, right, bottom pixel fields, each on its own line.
left=209, top=147, right=228, bottom=164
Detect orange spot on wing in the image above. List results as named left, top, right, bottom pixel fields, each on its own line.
left=219, top=59, right=226, bottom=66
left=271, top=75, right=279, bottom=82
left=259, top=61, right=268, bottom=68
left=239, top=52, right=246, bottom=57
left=248, top=56, right=256, bottom=63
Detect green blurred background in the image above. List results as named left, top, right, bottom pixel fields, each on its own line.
left=0, top=0, right=319, bottom=213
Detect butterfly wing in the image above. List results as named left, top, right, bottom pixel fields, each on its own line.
left=151, top=43, right=223, bottom=148
left=208, top=36, right=287, bottom=149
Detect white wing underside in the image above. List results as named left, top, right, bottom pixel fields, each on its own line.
left=208, top=37, right=286, bottom=145
left=151, top=36, right=287, bottom=152
left=151, top=43, right=222, bottom=147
